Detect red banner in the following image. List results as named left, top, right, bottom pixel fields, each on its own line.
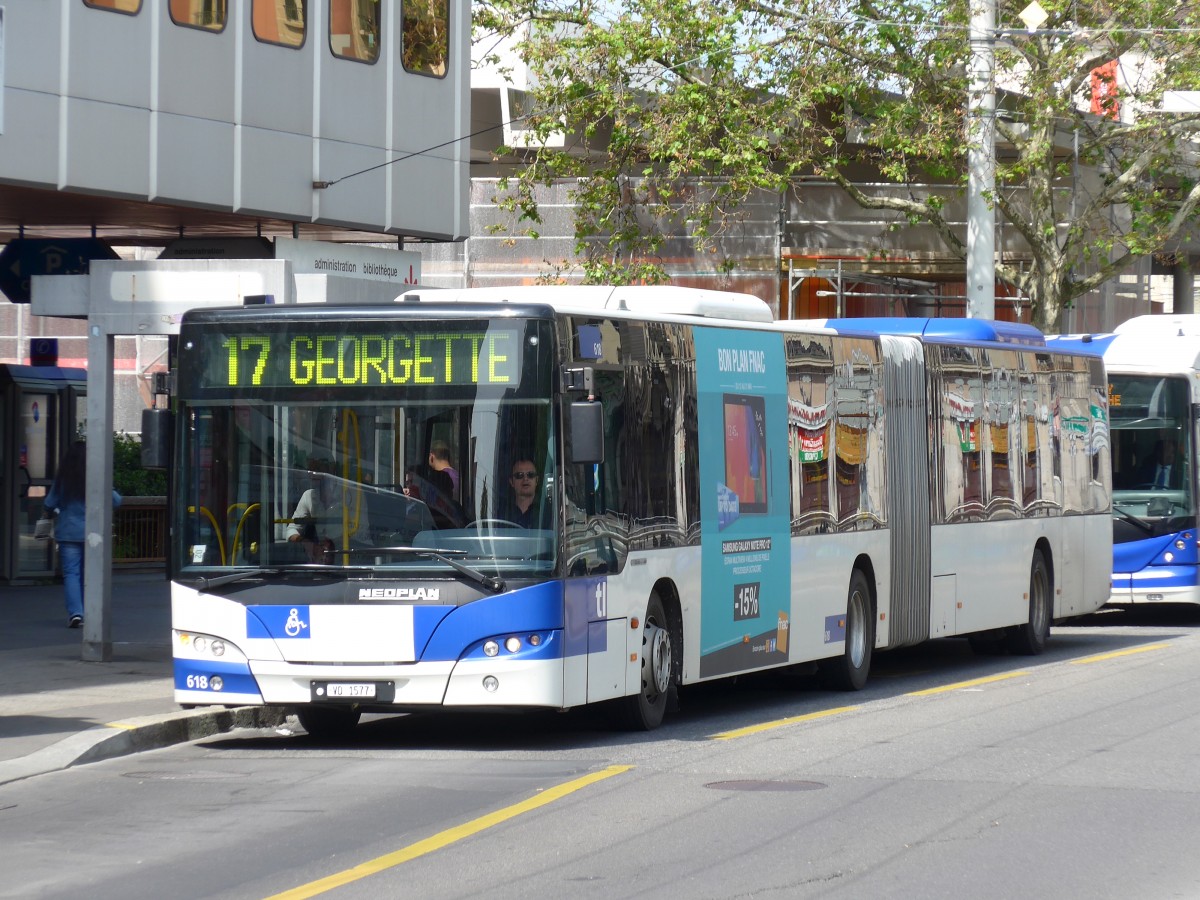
left=1091, top=60, right=1119, bottom=120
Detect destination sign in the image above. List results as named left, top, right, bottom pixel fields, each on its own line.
left=198, top=326, right=522, bottom=390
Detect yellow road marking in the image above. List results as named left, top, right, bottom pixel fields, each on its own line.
left=263, top=764, right=633, bottom=900
left=907, top=671, right=1028, bottom=696
left=710, top=706, right=857, bottom=741
left=1070, top=643, right=1170, bottom=665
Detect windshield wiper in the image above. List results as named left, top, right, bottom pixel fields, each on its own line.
left=348, top=546, right=506, bottom=594
left=192, top=568, right=283, bottom=592
left=191, top=564, right=370, bottom=591
left=1112, top=506, right=1156, bottom=535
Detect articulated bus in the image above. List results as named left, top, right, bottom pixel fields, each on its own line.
left=1050, top=315, right=1200, bottom=605
left=160, top=286, right=1112, bottom=735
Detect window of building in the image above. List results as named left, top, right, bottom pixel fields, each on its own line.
left=253, top=0, right=306, bottom=48
left=170, top=0, right=227, bottom=31
left=401, top=0, right=449, bottom=78
left=330, top=0, right=380, bottom=63
left=84, top=0, right=141, bottom=13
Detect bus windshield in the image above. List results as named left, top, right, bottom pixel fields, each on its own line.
left=173, top=315, right=557, bottom=580
left=1108, top=373, right=1195, bottom=539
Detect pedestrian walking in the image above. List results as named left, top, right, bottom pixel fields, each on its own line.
left=44, top=440, right=122, bottom=628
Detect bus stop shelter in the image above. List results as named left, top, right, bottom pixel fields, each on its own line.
left=31, top=248, right=419, bottom=661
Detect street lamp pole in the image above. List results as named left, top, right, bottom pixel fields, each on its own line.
left=966, top=0, right=996, bottom=319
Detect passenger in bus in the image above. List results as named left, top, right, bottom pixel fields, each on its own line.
left=428, top=441, right=460, bottom=493
left=404, top=459, right=464, bottom=528
left=286, top=459, right=372, bottom=560
left=1140, top=439, right=1180, bottom=489
left=501, top=457, right=550, bottom=528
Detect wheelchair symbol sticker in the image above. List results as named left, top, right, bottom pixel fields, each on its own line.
left=285, top=608, right=308, bottom=637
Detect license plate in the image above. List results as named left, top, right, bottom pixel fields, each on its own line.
left=318, top=682, right=375, bottom=699
left=310, top=680, right=395, bottom=703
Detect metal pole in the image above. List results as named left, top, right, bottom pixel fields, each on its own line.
left=966, top=0, right=996, bottom=319
left=82, top=325, right=116, bottom=662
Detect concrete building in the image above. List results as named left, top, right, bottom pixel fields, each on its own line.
left=0, top=1, right=471, bottom=656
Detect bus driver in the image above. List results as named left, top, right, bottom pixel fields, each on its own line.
left=287, top=459, right=372, bottom=560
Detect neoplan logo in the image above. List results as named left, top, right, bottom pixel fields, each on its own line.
left=358, top=587, right=440, bottom=601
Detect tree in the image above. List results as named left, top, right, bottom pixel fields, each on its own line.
left=476, top=0, right=1200, bottom=330
left=112, top=432, right=167, bottom=497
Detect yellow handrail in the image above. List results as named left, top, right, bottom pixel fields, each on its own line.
left=230, top=503, right=261, bottom=562
left=337, top=408, right=364, bottom=538
left=186, top=505, right=226, bottom=565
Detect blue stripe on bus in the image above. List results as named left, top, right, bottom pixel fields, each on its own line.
left=1115, top=532, right=1200, bottom=571
left=1043, top=334, right=1117, bottom=356
left=457, top=629, right=563, bottom=662
left=173, top=658, right=260, bottom=697
left=421, top=580, right=566, bottom=661
left=821, top=317, right=1047, bottom=346
left=247, top=605, right=311, bottom=639
left=564, top=576, right=608, bottom=656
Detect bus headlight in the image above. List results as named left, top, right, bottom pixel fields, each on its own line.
left=1164, top=552, right=1175, bottom=563
left=505, top=636, right=522, bottom=653
left=483, top=640, right=499, bottom=657
left=483, top=675, right=499, bottom=692
left=175, top=631, right=247, bottom=662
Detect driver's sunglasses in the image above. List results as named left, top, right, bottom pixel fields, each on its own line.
left=511, top=470, right=539, bottom=480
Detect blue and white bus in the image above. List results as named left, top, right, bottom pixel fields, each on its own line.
left=158, top=286, right=1112, bottom=734
left=1051, top=315, right=1200, bottom=605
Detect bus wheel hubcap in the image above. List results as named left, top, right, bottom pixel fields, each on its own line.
left=646, top=623, right=671, bottom=697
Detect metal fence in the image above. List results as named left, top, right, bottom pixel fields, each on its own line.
left=113, top=496, right=167, bottom=566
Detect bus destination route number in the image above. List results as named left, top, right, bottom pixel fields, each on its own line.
left=733, top=581, right=761, bottom=621
left=207, top=328, right=521, bottom=389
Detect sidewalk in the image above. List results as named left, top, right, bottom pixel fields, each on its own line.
left=0, top=571, right=285, bottom=786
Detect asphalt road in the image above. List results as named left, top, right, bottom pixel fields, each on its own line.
left=3, top=605, right=1200, bottom=900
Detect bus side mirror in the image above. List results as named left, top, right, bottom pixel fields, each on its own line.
left=569, top=401, right=604, bottom=464
left=141, top=408, right=173, bottom=471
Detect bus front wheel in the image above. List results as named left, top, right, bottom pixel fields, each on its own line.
left=819, top=569, right=874, bottom=691
left=615, top=592, right=674, bottom=731
left=1006, top=549, right=1051, bottom=655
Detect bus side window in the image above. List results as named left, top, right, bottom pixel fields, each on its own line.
left=564, top=368, right=627, bottom=575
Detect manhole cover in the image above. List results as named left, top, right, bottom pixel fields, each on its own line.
left=705, top=779, right=826, bottom=792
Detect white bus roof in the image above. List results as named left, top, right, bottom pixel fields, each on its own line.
left=395, top=285, right=776, bottom=323
left=1103, top=314, right=1200, bottom=373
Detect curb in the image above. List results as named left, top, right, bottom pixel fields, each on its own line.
left=0, top=706, right=289, bottom=787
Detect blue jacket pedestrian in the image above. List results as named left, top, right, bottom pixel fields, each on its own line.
left=44, top=440, right=122, bottom=628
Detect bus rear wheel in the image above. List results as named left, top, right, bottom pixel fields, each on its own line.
left=1006, top=548, right=1051, bottom=655
left=614, top=592, right=674, bottom=731
left=297, top=705, right=361, bottom=738
left=819, top=569, right=874, bottom=691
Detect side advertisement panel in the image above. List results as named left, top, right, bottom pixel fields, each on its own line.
left=695, top=328, right=791, bottom=677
